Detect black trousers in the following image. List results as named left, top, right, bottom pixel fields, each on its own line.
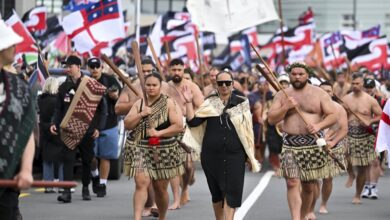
left=62, top=134, right=95, bottom=187
left=0, top=189, right=19, bottom=220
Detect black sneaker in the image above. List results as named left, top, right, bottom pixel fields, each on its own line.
left=82, top=186, right=91, bottom=201
left=92, top=176, right=99, bottom=194
left=57, top=189, right=72, bottom=203
left=96, top=184, right=106, bottom=198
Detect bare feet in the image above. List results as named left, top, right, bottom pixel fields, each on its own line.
left=345, top=175, right=355, bottom=188
left=352, top=197, right=361, bottom=204
left=180, top=190, right=190, bottom=206
left=306, top=212, right=317, bottom=220
left=319, top=205, right=328, bottom=214
left=168, top=203, right=180, bottom=210
left=142, top=208, right=152, bottom=217
left=380, top=168, right=384, bottom=176
left=150, top=207, right=159, bottom=217
left=189, top=171, right=196, bottom=186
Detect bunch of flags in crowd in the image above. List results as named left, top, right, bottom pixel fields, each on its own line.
left=2, top=0, right=390, bottom=77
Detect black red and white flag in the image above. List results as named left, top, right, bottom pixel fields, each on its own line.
left=269, top=22, right=314, bottom=50
left=298, top=7, right=314, bottom=25
left=341, top=25, right=380, bottom=50
left=22, top=6, right=47, bottom=32
left=346, top=36, right=388, bottom=71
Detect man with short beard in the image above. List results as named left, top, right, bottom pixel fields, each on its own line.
left=167, top=59, right=204, bottom=209
left=342, top=73, right=382, bottom=204
left=268, top=62, right=338, bottom=220
left=333, top=70, right=351, bottom=98
left=203, top=67, right=219, bottom=96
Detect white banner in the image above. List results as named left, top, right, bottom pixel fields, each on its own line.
left=187, top=0, right=279, bottom=34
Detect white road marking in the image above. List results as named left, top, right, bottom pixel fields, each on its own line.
left=234, top=171, right=274, bottom=220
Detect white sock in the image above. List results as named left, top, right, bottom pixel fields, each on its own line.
left=100, top=179, right=107, bottom=185
left=91, top=169, right=99, bottom=177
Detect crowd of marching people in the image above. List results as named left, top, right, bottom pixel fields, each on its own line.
left=1, top=15, right=390, bottom=220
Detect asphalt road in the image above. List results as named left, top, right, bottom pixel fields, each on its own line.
left=19, top=163, right=390, bottom=220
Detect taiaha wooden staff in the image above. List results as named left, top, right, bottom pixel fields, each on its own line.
left=146, top=37, right=166, bottom=81
left=255, top=64, right=280, bottom=92
left=0, top=180, right=77, bottom=188
left=194, top=32, right=205, bottom=89
left=310, top=57, right=332, bottom=82
left=277, top=0, right=287, bottom=67
left=163, top=41, right=172, bottom=65
left=131, top=41, right=148, bottom=106
left=251, top=44, right=346, bottom=170
left=344, top=56, right=352, bottom=83
left=101, top=54, right=142, bottom=98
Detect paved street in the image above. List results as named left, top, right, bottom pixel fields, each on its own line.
left=20, top=164, right=390, bottom=220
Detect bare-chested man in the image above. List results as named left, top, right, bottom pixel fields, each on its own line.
left=307, top=81, right=348, bottom=217
left=342, top=73, right=382, bottom=204
left=203, top=67, right=219, bottom=96
left=167, top=58, right=204, bottom=210
left=268, top=62, right=338, bottom=220
left=333, top=70, right=351, bottom=98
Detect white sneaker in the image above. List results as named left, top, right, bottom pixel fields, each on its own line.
left=361, top=185, right=370, bottom=198
left=58, top=187, right=76, bottom=193
left=369, top=187, right=378, bottom=199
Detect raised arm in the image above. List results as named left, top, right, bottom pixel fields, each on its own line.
left=190, top=81, right=204, bottom=110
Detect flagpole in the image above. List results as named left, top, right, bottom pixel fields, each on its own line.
left=135, top=0, right=141, bottom=43
left=146, top=37, right=166, bottom=81
left=164, top=41, right=172, bottom=64
left=37, top=43, right=50, bottom=77
left=330, top=42, right=340, bottom=71
left=278, top=0, right=286, bottom=68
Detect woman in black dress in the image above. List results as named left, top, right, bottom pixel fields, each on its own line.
left=182, top=70, right=260, bottom=220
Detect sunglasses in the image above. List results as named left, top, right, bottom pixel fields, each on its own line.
left=89, top=64, right=101, bottom=69
left=217, top=80, right=233, bottom=87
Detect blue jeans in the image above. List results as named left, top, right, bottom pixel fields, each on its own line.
left=43, top=161, right=64, bottom=181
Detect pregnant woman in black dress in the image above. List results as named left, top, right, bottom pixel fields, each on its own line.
left=182, top=70, right=260, bottom=220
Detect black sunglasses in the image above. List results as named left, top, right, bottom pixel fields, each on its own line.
left=89, top=64, right=101, bottom=69
left=217, top=80, right=233, bottom=87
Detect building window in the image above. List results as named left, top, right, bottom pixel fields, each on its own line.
left=341, top=13, right=355, bottom=29
left=385, top=14, right=390, bottom=28
left=141, top=0, right=186, bottom=14
left=0, top=0, right=15, bottom=17
left=36, top=0, right=63, bottom=14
